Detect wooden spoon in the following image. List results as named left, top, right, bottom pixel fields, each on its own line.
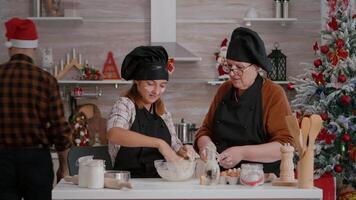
left=301, top=117, right=311, bottom=155
left=285, top=115, right=303, bottom=155
left=307, top=114, right=323, bottom=151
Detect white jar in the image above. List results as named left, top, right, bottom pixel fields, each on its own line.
left=78, top=156, right=94, bottom=188
left=87, top=159, right=105, bottom=189
left=240, top=163, right=264, bottom=186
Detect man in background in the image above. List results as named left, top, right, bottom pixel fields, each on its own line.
left=0, top=17, right=72, bottom=200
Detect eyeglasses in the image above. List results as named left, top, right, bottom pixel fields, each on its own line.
left=222, top=63, right=254, bottom=75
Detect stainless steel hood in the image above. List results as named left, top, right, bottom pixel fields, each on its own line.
left=150, top=0, right=201, bottom=62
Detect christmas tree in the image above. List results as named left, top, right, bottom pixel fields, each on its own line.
left=290, top=0, right=355, bottom=187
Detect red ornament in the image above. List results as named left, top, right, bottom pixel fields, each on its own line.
left=342, top=133, right=351, bottom=142
left=313, top=59, right=322, bottom=68
left=320, top=45, right=329, bottom=54
left=320, top=112, right=329, bottom=121
left=325, top=133, right=336, bottom=144
left=341, top=95, right=351, bottom=105
left=338, top=74, right=347, bottom=83
left=336, top=39, right=345, bottom=49
left=102, top=51, right=121, bottom=79
left=287, top=82, right=294, bottom=90
left=353, top=14, right=356, bottom=19
left=334, top=164, right=342, bottom=173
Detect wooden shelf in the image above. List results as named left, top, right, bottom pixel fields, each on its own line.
left=58, top=80, right=132, bottom=85
left=243, top=18, right=297, bottom=26
left=207, top=80, right=290, bottom=86
left=28, top=17, right=83, bottom=22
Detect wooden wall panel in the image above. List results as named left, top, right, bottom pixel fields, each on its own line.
left=0, top=0, right=321, bottom=125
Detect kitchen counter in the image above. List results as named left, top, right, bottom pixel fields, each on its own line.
left=52, top=178, right=322, bottom=200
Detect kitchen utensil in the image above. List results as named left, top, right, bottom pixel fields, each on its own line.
left=285, top=115, right=303, bottom=155
left=301, top=117, right=311, bottom=156
left=105, top=170, right=130, bottom=182
left=307, top=114, right=323, bottom=151
left=297, top=115, right=322, bottom=189
left=174, top=118, right=197, bottom=144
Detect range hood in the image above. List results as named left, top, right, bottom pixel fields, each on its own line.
left=150, top=0, right=201, bottom=62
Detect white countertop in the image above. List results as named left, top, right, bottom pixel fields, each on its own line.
left=52, top=178, right=322, bottom=200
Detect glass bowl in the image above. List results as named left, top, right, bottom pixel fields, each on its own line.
left=154, top=159, right=196, bottom=181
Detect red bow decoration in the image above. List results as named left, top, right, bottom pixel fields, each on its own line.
left=328, top=16, right=338, bottom=30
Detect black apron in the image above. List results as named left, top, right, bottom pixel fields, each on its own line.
left=212, top=75, right=280, bottom=175
left=114, top=104, right=172, bottom=178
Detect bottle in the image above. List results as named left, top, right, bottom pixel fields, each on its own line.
left=92, top=133, right=101, bottom=146
left=274, top=0, right=282, bottom=18
left=203, top=142, right=220, bottom=185
left=283, top=0, right=289, bottom=18
left=87, top=159, right=105, bottom=189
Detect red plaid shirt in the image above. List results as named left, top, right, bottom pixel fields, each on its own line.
left=0, top=54, right=72, bottom=151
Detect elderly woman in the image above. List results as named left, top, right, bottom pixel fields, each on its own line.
left=194, top=27, right=293, bottom=175
left=107, top=46, right=193, bottom=178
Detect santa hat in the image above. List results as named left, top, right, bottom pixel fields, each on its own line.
left=4, top=17, right=38, bottom=48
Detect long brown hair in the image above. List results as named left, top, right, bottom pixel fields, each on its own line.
left=125, top=83, right=166, bottom=116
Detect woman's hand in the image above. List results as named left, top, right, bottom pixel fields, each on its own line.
left=177, top=145, right=199, bottom=160
left=219, top=146, right=245, bottom=169
left=197, top=136, right=213, bottom=161
left=157, top=140, right=182, bottom=162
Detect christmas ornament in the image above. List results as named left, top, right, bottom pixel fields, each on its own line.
left=287, top=82, right=294, bottom=90
left=334, top=164, right=342, bottom=173
left=81, top=64, right=101, bottom=80
left=336, top=39, right=345, bottom=48
left=338, top=74, right=347, bottom=83
left=340, top=95, right=351, bottom=105
left=313, top=59, right=322, bottom=68
left=320, top=112, right=329, bottom=121
left=342, top=133, right=351, bottom=142
left=320, top=45, right=329, bottom=54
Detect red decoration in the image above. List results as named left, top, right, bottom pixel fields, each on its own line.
left=348, top=144, right=356, bottom=161
left=342, top=133, right=351, bottom=142
left=320, top=45, right=329, bottom=54
left=72, top=87, right=83, bottom=97
left=328, top=16, right=338, bottom=31
left=327, top=51, right=339, bottom=66
left=312, top=72, right=326, bottom=85
left=102, top=51, right=120, bottom=79
left=334, top=164, right=342, bottom=173
left=341, top=95, right=351, bottom=105
left=167, top=57, right=175, bottom=74
left=318, top=129, right=336, bottom=144
left=314, top=173, right=335, bottom=200
left=313, top=41, right=319, bottom=52
left=336, top=39, right=345, bottom=49
left=353, top=14, right=356, bottom=19
left=337, top=48, right=349, bottom=59
left=320, top=112, right=329, bottom=121
left=287, top=82, right=294, bottom=90
left=313, top=59, right=322, bottom=68
left=338, top=74, right=347, bottom=83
